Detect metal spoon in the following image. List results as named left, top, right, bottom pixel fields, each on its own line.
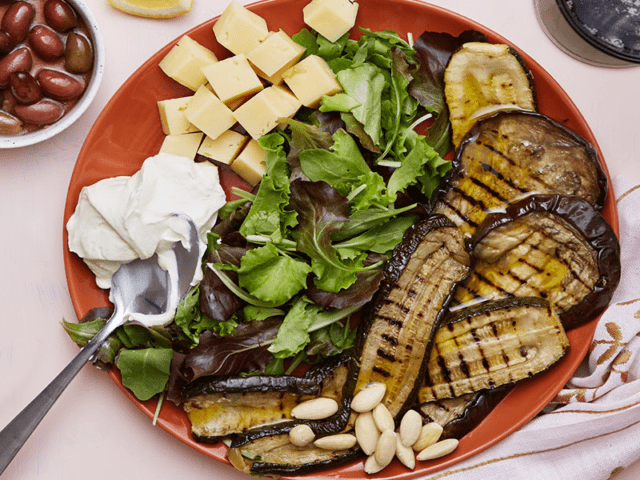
left=0, top=215, right=201, bottom=474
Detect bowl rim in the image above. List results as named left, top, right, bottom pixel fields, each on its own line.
left=0, top=0, right=105, bottom=149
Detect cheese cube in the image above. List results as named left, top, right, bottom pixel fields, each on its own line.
left=198, top=130, right=249, bottom=165
left=157, top=96, right=200, bottom=135
left=232, top=85, right=301, bottom=140
left=247, top=30, right=306, bottom=85
left=303, top=0, right=359, bottom=43
left=160, top=132, right=204, bottom=160
left=202, top=54, right=264, bottom=105
left=213, top=1, right=269, bottom=55
left=282, top=55, right=342, bottom=108
left=159, top=36, right=218, bottom=91
left=184, top=85, right=237, bottom=140
left=232, top=139, right=266, bottom=185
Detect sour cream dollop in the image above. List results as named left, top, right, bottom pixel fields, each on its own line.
left=67, top=153, right=226, bottom=324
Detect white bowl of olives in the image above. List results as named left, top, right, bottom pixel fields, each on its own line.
left=0, top=0, right=104, bottom=148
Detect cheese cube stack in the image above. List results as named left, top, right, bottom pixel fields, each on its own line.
left=213, top=1, right=269, bottom=55
left=155, top=0, right=364, bottom=186
left=158, top=36, right=218, bottom=91
left=303, top=0, right=359, bottom=42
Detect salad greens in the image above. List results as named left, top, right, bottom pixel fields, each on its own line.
left=63, top=25, right=477, bottom=404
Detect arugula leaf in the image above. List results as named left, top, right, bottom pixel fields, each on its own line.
left=268, top=296, right=316, bottom=358
left=117, top=348, right=173, bottom=401
left=331, top=203, right=417, bottom=241
left=238, top=243, right=312, bottom=304
left=325, top=64, right=386, bottom=146
left=299, top=130, right=370, bottom=194
left=334, top=215, right=417, bottom=254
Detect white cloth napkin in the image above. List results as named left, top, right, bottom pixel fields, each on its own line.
left=422, top=176, right=640, bottom=480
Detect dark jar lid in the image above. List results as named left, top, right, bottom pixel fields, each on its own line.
left=556, top=0, right=640, bottom=63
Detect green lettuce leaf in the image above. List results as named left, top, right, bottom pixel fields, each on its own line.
left=117, top=348, right=173, bottom=401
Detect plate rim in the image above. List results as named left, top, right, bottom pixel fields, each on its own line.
left=62, top=0, right=619, bottom=478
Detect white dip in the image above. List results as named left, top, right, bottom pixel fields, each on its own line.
left=66, top=153, right=226, bottom=326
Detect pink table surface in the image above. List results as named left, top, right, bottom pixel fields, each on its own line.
left=1, top=1, right=639, bottom=480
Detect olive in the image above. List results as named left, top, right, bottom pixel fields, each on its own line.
left=0, top=31, right=16, bottom=55
left=9, top=71, right=42, bottom=105
left=28, top=25, right=65, bottom=61
left=0, top=47, right=32, bottom=88
left=0, top=110, right=23, bottom=134
left=43, top=0, right=78, bottom=33
left=1, top=1, right=35, bottom=43
left=37, top=68, right=84, bottom=100
left=14, top=98, right=64, bottom=125
left=64, top=31, right=93, bottom=74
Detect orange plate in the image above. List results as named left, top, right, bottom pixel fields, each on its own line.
left=62, top=0, right=618, bottom=478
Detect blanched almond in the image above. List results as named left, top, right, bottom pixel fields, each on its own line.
left=289, top=424, right=315, bottom=447
left=395, top=433, right=415, bottom=469
left=399, top=409, right=422, bottom=447
left=291, top=397, right=339, bottom=420
left=355, top=412, right=380, bottom=456
left=372, top=403, right=394, bottom=432
left=351, top=382, right=386, bottom=413
left=364, top=454, right=384, bottom=474
left=374, top=429, right=396, bottom=468
left=313, top=434, right=357, bottom=450
left=416, top=438, right=459, bottom=461
left=412, top=422, right=443, bottom=451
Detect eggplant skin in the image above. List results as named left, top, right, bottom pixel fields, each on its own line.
left=432, top=110, right=608, bottom=237
left=472, top=194, right=620, bottom=330
left=419, top=387, right=510, bottom=440
left=352, top=215, right=470, bottom=420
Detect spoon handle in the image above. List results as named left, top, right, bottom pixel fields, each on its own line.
left=0, top=312, right=121, bottom=475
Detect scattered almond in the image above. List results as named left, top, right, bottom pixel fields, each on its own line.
left=412, top=422, right=443, bottom=452
left=399, top=409, right=422, bottom=447
left=372, top=403, right=394, bottom=432
left=395, top=433, right=416, bottom=469
left=291, top=397, right=339, bottom=420
left=289, top=424, right=315, bottom=447
left=351, top=382, right=386, bottom=413
left=314, top=433, right=357, bottom=450
left=374, top=429, right=397, bottom=468
left=355, top=412, right=380, bottom=455
left=416, top=438, right=459, bottom=461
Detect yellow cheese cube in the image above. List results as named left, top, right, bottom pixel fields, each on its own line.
left=184, top=85, right=237, bottom=140
left=198, top=130, right=249, bottom=165
left=159, top=132, right=204, bottom=160
left=282, top=55, right=342, bottom=108
left=213, top=1, right=269, bottom=55
left=202, top=54, right=264, bottom=105
left=158, top=36, right=218, bottom=91
left=247, top=30, right=306, bottom=85
left=303, top=0, right=359, bottom=43
left=232, top=85, right=301, bottom=140
left=157, top=96, right=200, bottom=135
left=232, top=139, right=266, bottom=185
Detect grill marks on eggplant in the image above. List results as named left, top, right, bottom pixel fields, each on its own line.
left=433, top=111, right=607, bottom=238
left=451, top=195, right=620, bottom=330
left=453, top=215, right=599, bottom=311
left=419, top=297, right=569, bottom=403
left=354, top=218, right=470, bottom=419
left=183, top=359, right=349, bottom=441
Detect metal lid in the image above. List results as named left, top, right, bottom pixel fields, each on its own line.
left=556, top=0, right=640, bottom=63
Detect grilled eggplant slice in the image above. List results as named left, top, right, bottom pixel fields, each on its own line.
left=433, top=110, right=607, bottom=237
left=445, top=42, right=536, bottom=147
left=184, top=356, right=350, bottom=442
left=353, top=215, right=470, bottom=420
left=453, top=194, right=621, bottom=330
left=419, top=387, right=510, bottom=440
left=419, top=297, right=569, bottom=403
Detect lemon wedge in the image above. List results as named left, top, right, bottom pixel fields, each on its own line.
left=107, top=0, right=193, bottom=18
